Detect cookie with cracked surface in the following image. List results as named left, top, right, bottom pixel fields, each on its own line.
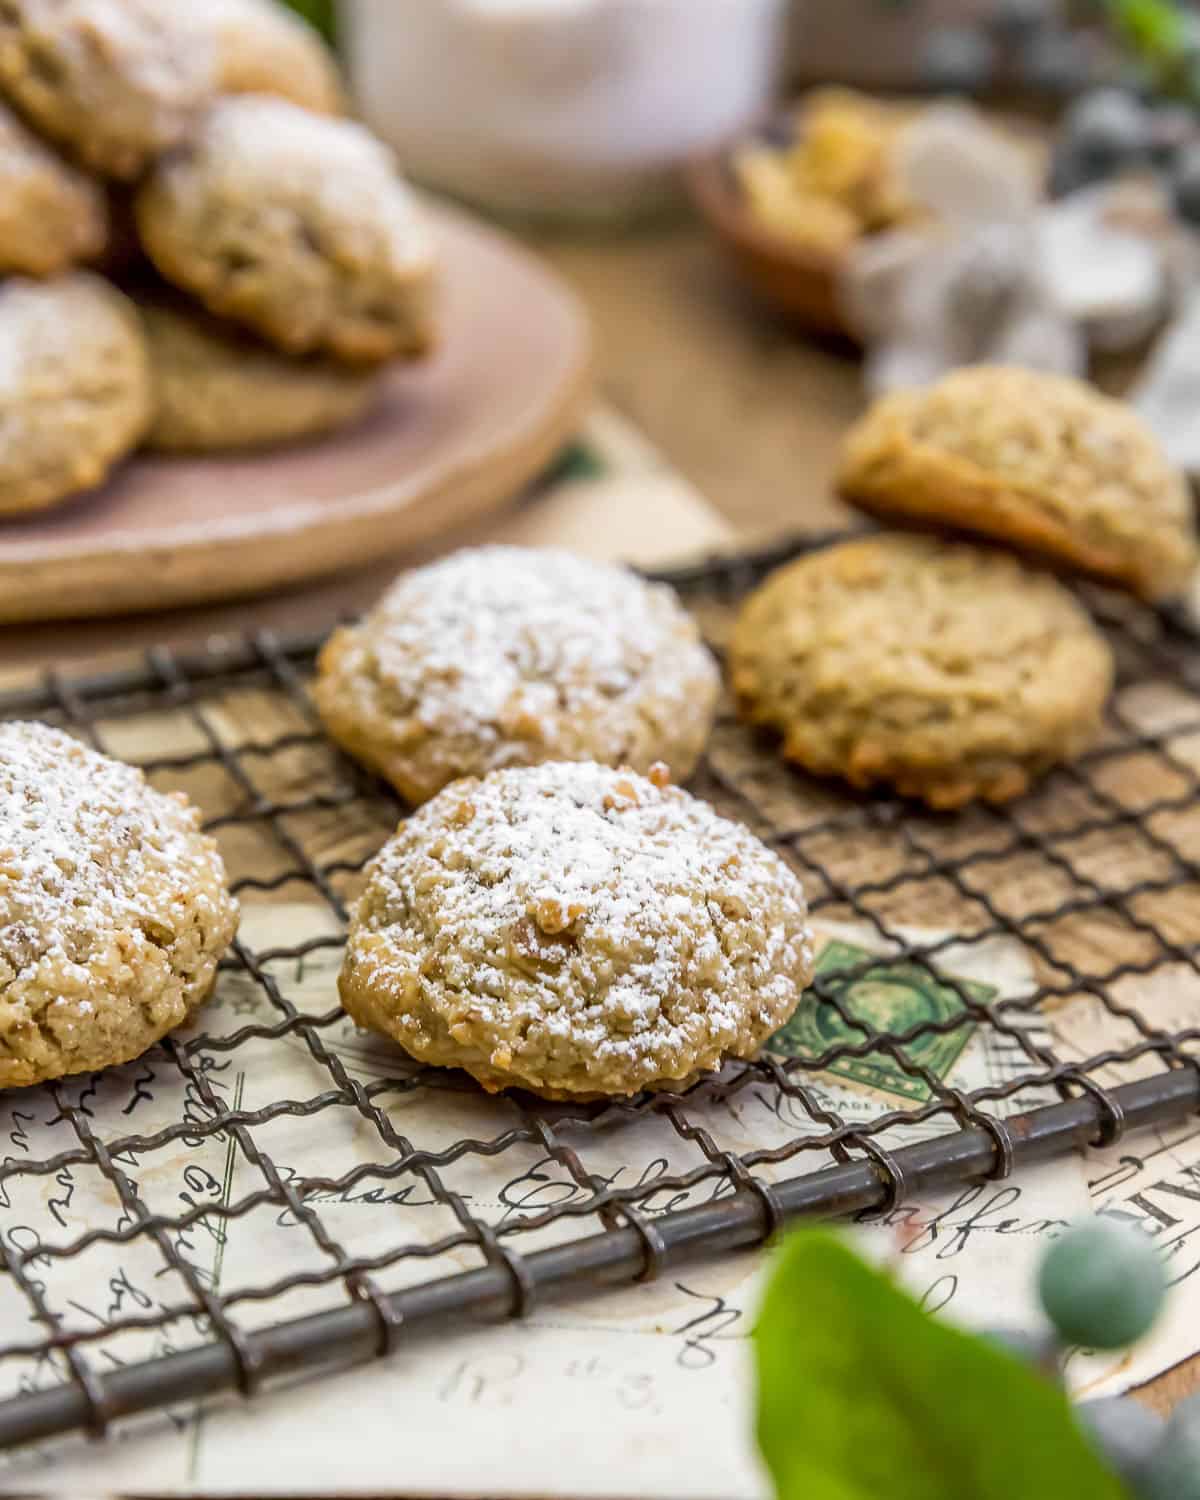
left=0, top=273, right=151, bottom=516
left=0, top=722, right=238, bottom=1089
left=339, top=761, right=814, bottom=1099
left=137, top=96, right=437, bottom=364
left=837, top=366, right=1198, bottom=602
left=314, top=546, right=721, bottom=806
left=188, top=0, right=344, bottom=115
left=139, top=296, right=380, bottom=452
left=0, top=98, right=106, bottom=275
left=729, top=534, right=1114, bottom=809
left=0, top=0, right=215, bottom=180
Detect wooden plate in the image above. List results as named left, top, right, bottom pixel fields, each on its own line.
left=0, top=200, right=592, bottom=624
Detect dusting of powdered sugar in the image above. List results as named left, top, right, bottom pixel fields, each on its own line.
left=363, top=546, right=713, bottom=746
left=351, top=761, right=814, bottom=1086
left=0, top=279, right=100, bottom=400
left=10, top=0, right=216, bottom=139
left=0, top=721, right=212, bottom=982
left=193, top=96, right=432, bottom=266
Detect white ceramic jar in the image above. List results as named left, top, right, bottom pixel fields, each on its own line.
left=342, top=0, right=787, bottom=222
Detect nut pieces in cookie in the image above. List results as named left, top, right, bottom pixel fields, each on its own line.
left=730, top=533, right=1114, bottom=809
left=338, top=760, right=814, bottom=1099
left=314, top=546, right=721, bottom=805
left=838, top=365, right=1198, bottom=601
left=0, top=721, right=238, bottom=1088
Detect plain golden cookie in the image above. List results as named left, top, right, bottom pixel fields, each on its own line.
left=0, top=98, right=106, bottom=275
left=139, top=297, right=380, bottom=453
left=189, top=0, right=344, bottom=114
left=339, top=761, right=814, bottom=1099
left=137, top=96, right=437, bottom=364
left=0, top=722, right=238, bottom=1089
left=837, top=366, right=1198, bottom=602
left=729, top=534, right=1115, bottom=809
left=0, top=0, right=215, bottom=180
left=0, top=273, right=151, bottom=516
left=314, top=546, right=721, bottom=806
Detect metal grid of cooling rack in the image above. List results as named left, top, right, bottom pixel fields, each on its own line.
left=1, top=533, right=1200, bottom=1456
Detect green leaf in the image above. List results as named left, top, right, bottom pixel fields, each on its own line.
left=278, top=0, right=336, bottom=45
left=1106, top=0, right=1184, bottom=62
left=753, top=1232, right=1130, bottom=1500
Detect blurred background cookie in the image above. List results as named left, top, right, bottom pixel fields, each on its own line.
left=189, top=0, right=344, bottom=115
left=139, top=295, right=381, bottom=452
left=733, top=88, right=921, bottom=261
left=0, top=272, right=150, bottom=515
left=729, top=533, right=1114, bottom=809
left=0, top=97, right=106, bottom=275
left=0, top=0, right=215, bottom=180
left=136, top=96, right=438, bottom=363
left=314, top=546, right=720, bottom=805
left=838, top=366, right=1199, bottom=602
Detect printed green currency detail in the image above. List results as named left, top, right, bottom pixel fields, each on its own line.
left=768, top=939, right=993, bottom=1101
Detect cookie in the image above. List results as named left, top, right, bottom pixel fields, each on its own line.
left=193, top=0, right=344, bottom=115
left=140, top=297, right=380, bottom=452
left=0, top=273, right=151, bottom=516
left=137, top=96, right=437, bottom=364
left=0, top=0, right=215, bottom=180
left=0, top=98, right=106, bottom=275
left=0, top=722, right=238, bottom=1089
left=314, top=546, right=721, bottom=806
left=729, top=534, right=1114, bottom=809
left=339, top=761, right=814, bottom=1099
left=837, top=365, right=1198, bottom=601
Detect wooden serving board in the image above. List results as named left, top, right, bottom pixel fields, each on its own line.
left=0, top=200, right=592, bottom=625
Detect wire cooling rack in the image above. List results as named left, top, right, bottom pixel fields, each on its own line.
left=1, top=533, right=1199, bottom=1457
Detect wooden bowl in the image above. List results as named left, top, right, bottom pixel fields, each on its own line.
left=688, top=102, right=1047, bottom=344
left=686, top=113, right=858, bottom=342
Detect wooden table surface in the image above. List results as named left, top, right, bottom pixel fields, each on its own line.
left=536, top=222, right=863, bottom=541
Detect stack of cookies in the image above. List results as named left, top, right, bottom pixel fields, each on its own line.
left=731, top=365, right=1200, bottom=809
left=0, top=0, right=436, bottom=519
